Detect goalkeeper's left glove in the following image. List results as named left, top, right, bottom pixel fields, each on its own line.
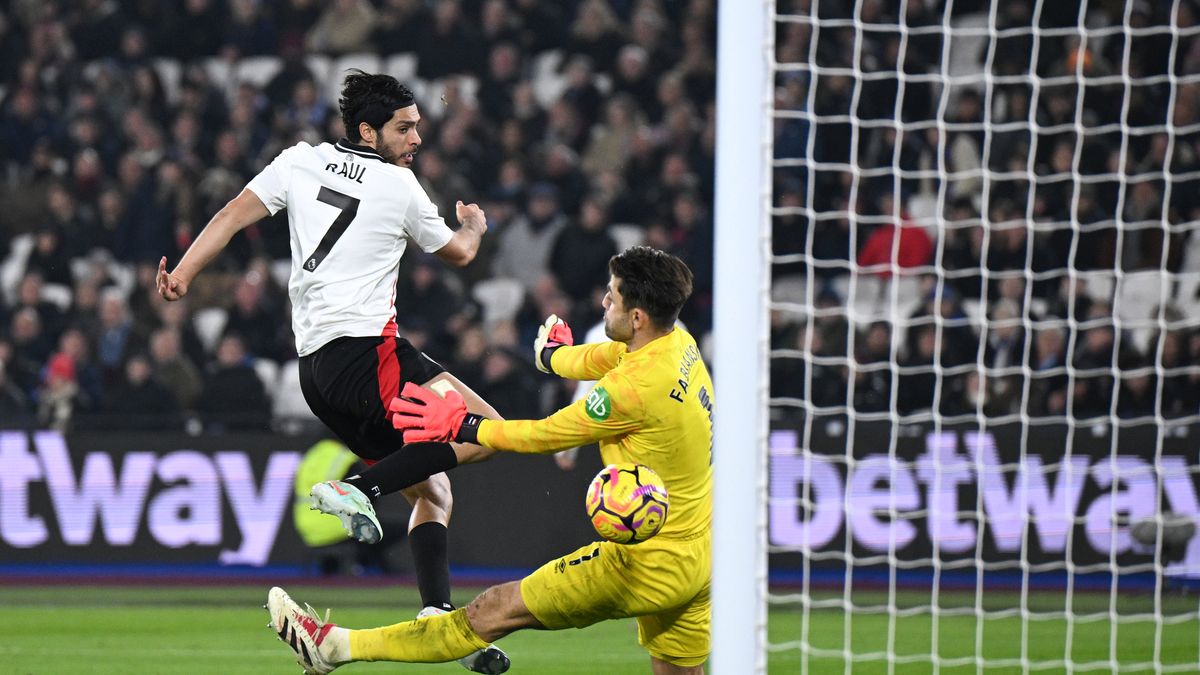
left=534, top=314, right=574, bottom=374
left=389, top=382, right=484, bottom=444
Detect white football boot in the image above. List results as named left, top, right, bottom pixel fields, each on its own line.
left=309, top=480, right=383, bottom=544
left=265, top=586, right=347, bottom=675
left=416, top=606, right=512, bottom=674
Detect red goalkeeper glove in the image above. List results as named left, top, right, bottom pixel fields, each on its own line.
left=534, top=314, right=574, bottom=374
left=389, top=382, right=484, bottom=444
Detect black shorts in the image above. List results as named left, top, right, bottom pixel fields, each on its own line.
left=298, top=335, right=445, bottom=463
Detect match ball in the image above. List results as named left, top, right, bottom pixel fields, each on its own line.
left=585, top=463, right=669, bottom=544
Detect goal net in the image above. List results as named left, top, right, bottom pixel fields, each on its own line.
left=765, top=0, right=1200, bottom=672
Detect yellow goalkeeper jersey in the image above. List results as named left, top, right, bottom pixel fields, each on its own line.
left=477, top=327, right=714, bottom=540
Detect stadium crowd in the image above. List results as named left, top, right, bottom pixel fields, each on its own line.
left=770, top=0, right=1200, bottom=422
left=1, top=0, right=1197, bottom=432
left=0, top=0, right=716, bottom=431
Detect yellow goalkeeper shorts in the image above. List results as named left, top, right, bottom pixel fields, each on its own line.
left=519, top=533, right=711, bottom=667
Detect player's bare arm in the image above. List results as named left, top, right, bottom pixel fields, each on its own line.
left=434, top=200, right=488, bottom=267
left=157, top=188, right=269, bottom=301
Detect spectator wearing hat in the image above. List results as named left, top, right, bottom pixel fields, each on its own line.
left=36, top=352, right=84, bottom=432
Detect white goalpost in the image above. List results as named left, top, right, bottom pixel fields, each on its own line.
left=713, top=0, right=1200, bottom=672
left=712, top=0, right=770, bottom=673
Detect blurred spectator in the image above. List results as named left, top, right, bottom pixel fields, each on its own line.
left=1070, top=302, right=1137, bottom=419
left=96, top=287, right=142, bottom=386
left=582, top=94, right=642, bottom=175
left=197, top=334, right=270, bottom=431
left=9, top=308, right=53, bottom=387
left=549, top=195, right=618, bottom=304
left=448, top=324, right=488, bottom=388
left=854, top=321, right=894, bottom=413
left=856, top=194, right=933, bottom=278
left=981, top=299, right=1025, bottom=415
left=56, top=327, right=104, bottom=408
left=0, top=354, right=32, bottom=424
left=1028, top=325, right=1069, bottom=417
left=905, top=282, right=975, bottom=368
left=166, top=0, right=226, bottom=60
left=306, top=0, right=377, bottom=55
left=897, top=324, right=936, bottom=415
left=153, top=298, right=209, bottom=368
left=223, top=0, right=278, bottom=58
left=512, top=0, right=565, bottom=54
left=1116, top=356, right=1158, bottom=420
left=476, top=349, right=541, bottom=420
left=493, top=182, right=569, bottom=291
left=24, top=227, right=75, bottom=287
left=374, top=0, right=432, bottom=52
left=416, top=0, right=481, bottom=79
left=394, top=259, right=465, bottom=353
left=13, top=271, right=66, bottom=339
left=149, top=327, right=204, bottom=411
left=102, top=354, right=182, bottom=431
left=223, top=270, right=289, bottom=363
left=36, top=352, right=86, bottom=432
left=770, top=322, right=845, bottom=408
left=566, top=1, right=624, bottom=71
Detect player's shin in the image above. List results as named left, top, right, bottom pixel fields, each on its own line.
left=350, top=608, right=490, bottom=663
left=343, top=442, right=458, bottom=499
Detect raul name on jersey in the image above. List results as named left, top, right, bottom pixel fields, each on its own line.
left=324, top=161, right=366, bottom=183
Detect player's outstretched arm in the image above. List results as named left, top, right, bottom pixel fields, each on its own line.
left=534, top=316, right=624, bottom=381
left=434, top=200, right=487, bottom=267
left=158, top=188, right=269, bottom=301
left=390, top=380, right=639, bottom=454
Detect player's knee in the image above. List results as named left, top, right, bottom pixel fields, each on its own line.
left=464, top=581, right=541, bottom=643
left=402, top=473, right=453, bottom=511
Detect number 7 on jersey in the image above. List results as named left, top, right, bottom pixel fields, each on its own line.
left=304, top=186, right=360, bottom=272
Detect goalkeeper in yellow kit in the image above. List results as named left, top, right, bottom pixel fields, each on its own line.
left=267, top=246, right=713, bottom=674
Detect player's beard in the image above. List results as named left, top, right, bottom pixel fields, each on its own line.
left=375, top=128, right=413, bottom=167
left=604, top=312, right=633, bottom=342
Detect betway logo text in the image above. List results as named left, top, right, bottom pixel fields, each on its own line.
left=770, top=429, right=1200, bottom=572
left=0, top=431, right=299, bottom=565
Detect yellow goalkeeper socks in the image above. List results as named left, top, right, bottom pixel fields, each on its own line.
left=349, top=608, right=490, bottom=663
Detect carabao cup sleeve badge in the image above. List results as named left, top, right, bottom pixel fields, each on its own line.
left=585, top=386, right=612, bottom=421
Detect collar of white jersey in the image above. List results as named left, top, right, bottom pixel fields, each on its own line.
left=335, top=139, right=387, bottom=164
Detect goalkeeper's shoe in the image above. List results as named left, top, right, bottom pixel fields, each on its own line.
left=310, top=480, right=382, bottom=544
left=266, top=586, right=345, bottom=675
left=416, top=606, right=511, bottom=674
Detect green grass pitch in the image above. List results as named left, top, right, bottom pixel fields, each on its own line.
left=2, top=584, right=1196, bottom=673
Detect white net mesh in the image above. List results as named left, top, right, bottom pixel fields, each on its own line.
left=767, top=0, right=1200, bottom=672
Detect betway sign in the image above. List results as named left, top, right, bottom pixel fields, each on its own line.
left=0, top=430, right=301, bottom=566
left=770, top=420, right=1200, bottom=574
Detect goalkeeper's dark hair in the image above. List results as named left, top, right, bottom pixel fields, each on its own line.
left=338, top=70, right=415, bottom=142
left=609, top=246, right=693, bottom=329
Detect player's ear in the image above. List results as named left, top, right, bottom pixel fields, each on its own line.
left=630, top=308, right=646, bottom=332
left=358, top=122, right=376, bottom=144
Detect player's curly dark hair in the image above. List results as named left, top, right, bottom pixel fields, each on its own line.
left=608, top=246, right=693, bottom=329
left=338, top=69, right=415, bottom=142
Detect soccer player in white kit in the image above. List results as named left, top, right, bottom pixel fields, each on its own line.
left=157, top=71, right=509, bottom=674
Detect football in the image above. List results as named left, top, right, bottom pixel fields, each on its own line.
left=586, top=463, right=669, bottom=544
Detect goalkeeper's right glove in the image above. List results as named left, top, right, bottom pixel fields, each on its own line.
left=534, top=314, right=574, bottom=374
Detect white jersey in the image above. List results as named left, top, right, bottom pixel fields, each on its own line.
left=246, top=140, right=454, bottom=356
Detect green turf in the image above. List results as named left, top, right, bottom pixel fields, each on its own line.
left=768, top=589, right=1200, bottom=674
left=2, top=584, right=1196, bottom=673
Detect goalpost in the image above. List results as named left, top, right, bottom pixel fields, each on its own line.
left=716, top=0, right=1200, bottom=672
left=712, top=0, right=770, bottom=674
